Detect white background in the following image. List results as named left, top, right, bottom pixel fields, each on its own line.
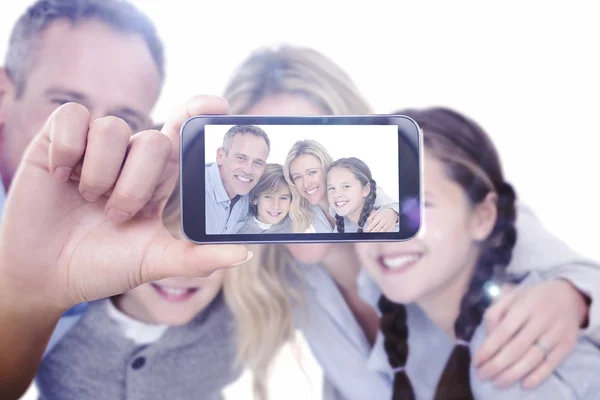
left=205, top=124, right=400, bottom=199
left=1, top=1, right=598, bottom=399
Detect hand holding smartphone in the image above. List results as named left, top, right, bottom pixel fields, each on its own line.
left=180, top=115, right=422, bottom=244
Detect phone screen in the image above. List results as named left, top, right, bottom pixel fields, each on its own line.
left=180, top=115, right=422, bottom=244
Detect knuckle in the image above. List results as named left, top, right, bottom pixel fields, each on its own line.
left=58, top=102, right=90, bottom=118
left=56, top=141, right=85, bottom=159
left=113, top=188, right=152, bottom=208
left=134, top=130, right=171, bottom=155
left=79, top=179, right=113, bottom=195
left=563, top=332, right=578, bottom=349
left=90, top=116, right=132, bottom=137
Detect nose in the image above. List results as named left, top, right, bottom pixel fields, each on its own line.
left=273, top=198, right=280, bottom=209
left=241, top=160, right=253, bottom=175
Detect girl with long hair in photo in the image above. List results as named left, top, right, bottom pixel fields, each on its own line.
left=326, top=157, right=399, bottom=233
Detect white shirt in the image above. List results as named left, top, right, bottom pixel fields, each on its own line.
left=104, top=298, right=168, bottom=345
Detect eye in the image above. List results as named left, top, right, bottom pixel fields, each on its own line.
left=236, top=156, right=246, bottom=161
left=424, top=201, right=434, bottom=208
left=50, top=98, right=74, bottom=106
left=343, top=185, right=351, bottom=189
left=293, top=176, right=301, bottom=181
left=327, top=187, right=334, bottom=191
left=264, top=195, right=273, bottom=199
left=254, top=161, right=264, bottom=168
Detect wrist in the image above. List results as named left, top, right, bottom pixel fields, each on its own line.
left=558, top=278, right=591, bottom=329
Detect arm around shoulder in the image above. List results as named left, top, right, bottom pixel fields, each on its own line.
left=470, top=324, right=600, bottom=400
left=510, top=202, right=600, bottom=340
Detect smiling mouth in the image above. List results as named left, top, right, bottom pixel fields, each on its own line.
left=267, top=211, right=282, bottom=217
left=305, top=187, right=318, bottom=195
left=377, top=253, right=423, bottom=274
left=335, top=200, right=349, bottom=208
left=151, top=284, right=199, bottom=302
left=236, top=175, right=252, bottom=183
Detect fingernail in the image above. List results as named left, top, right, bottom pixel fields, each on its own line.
left=55, top=167, right=72, bottom=182
left=107, top=207, right=130, bottom=224
left=83, top=192, right=99, bottom=202
left=231, top=251, right=253, bottom=267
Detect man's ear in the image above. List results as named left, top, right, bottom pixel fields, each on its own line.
left=470, top=191, right=498, bottom=241
left=216, top=147, right=226, bottom=165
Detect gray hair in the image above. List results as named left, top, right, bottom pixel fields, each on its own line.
left=4, top=0, right=165, bottom=97
left=222, top=125, right=271, bottom=154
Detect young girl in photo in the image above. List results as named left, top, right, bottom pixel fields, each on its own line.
left=355, top=107, right=600, bottom=399
left=238, top=163, right=294, bottom=234
left=326, top=157, right=399, bottom=233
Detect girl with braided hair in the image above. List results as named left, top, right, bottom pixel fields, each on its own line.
left=355, top=107, right=600, bottom=399
left=326, top=157, right=399, bottom=233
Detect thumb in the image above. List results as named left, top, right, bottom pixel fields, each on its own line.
left=142, top=234, right=252, bottom=282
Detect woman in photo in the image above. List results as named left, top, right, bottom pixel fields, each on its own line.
left=356, top=107, right=600, bottom=399
left=326, top=157, right=399, bottom=233
left=238, top=163, right=294, bottom=234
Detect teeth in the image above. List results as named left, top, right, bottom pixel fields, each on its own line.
left=336, top=201, right=348, bottom=207
left=159, top=286, right=188, bottom=295
left=268, top=211, right=281, bottom=216
left=306, top=188, right=317, bottom=195
left=382, top=255, right=421, bottom=270
left=237, top=176, right=251, bottom=182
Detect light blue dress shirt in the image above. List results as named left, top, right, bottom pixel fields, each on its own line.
left=204, top=163, right=250, bottom=235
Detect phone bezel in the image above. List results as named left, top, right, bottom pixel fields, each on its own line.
left=180, top=115, right=423, bottom=244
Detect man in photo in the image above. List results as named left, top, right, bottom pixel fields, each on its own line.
left=205, top=124, right=270, bottom=234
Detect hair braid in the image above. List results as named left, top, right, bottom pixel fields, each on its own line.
left=433, top=182, right=518, bottom=400
left=357, top=179, right=377, bottom=233
left=378, top=296, right=416, bottom=400
left=335, top=214, right=345, bottom=233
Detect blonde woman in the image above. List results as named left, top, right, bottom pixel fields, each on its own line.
left=221, top=45, right=600, bottom=399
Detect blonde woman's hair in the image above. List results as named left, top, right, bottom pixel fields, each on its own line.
left=162, top=188, right=304, bottom=400
left=163, top=45, right=375, bottom=400
left=283, top=139, right=334, bottom=232
left=224, top=44, right=373, bottom=115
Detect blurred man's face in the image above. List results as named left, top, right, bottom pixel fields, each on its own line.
left=0, top=19, right=162, bottom=189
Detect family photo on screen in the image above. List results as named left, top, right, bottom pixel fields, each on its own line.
left=204, top=124, right=401, bottom=235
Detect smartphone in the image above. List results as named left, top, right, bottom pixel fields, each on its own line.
left=180, top=115, right=422, bottom=244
